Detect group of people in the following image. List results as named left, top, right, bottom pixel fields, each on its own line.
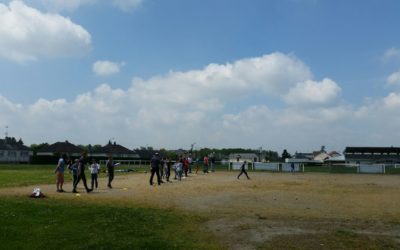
left=149, top=153, right=215, bottom=185
left=54, top=151, right=251, bottom=192
left=54, top=152, right=118, bottom=193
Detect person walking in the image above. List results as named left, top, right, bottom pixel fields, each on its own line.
left=106, top=155, right=116, bottom=188
left=54, top=154, right=67, bottom=192
left=73, top=152, right=92, bottom=193
left=237, top=161, right=250, bottom=180
left=150, top=152, right=162, bottom=186
left=89, top=159, right=100, bottom=190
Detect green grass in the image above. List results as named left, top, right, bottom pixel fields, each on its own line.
left=258, top=230, right=400, bottom=249
left=0, top=165, right=56, bottom=188
left=385, top=166, right=400, bottom=174
left=0, top=164, right=142, bottom=188
left=0, top=197, right=223, bottom=250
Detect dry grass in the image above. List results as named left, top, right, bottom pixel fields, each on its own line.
left=1, top=171, right=400, bottom=249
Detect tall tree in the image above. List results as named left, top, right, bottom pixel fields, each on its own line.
left=281, top=149, right=291, bottom=162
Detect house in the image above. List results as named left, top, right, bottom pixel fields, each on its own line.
left=37, top=140, right=83, bottom=157
left=0, top=137, right=32, bottom=163
left=344, top=147, right=400, bottom=164
left=91, top=141, right=139, bottom=159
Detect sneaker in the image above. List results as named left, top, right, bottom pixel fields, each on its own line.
left=87, top=189, right=93, bottom=193
left=72, top=190, right=78, bottom=193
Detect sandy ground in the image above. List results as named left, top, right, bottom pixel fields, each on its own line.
left=1, top=171, right=400, bottom=249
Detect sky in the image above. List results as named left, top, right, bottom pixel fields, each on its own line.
left=1, top=0, right=400, bottom=153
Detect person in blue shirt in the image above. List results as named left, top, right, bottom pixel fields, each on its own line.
left=54, top=154, right=67, bottom=192
left=69, top=159, right=79, bottom=189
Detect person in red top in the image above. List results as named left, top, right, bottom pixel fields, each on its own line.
left=183, top=156, right=189, bottom=177
left=203, top=155, right=209, bottom=173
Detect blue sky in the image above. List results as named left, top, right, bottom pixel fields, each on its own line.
left=1, top=0, right=400, bottom=153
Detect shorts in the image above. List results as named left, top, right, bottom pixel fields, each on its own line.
left=56, top=172, right=64, bottom=182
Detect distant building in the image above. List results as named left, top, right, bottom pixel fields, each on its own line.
left=344, top=147, right=400, bottom=164
left=91, top=141, right=139, bottom=159
left=0, top=137, right=32, bottom=163
left=37, top=141, right=83, bottom=157
left=228, top=153, right=259, bottom=162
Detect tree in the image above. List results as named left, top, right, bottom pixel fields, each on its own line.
left=281, top=149, right=291, bottom=162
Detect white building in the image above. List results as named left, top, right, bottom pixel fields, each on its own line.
left=0, top=138, right=32, bottom=163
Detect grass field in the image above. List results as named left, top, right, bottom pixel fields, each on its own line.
left=0, top=197, right=221, bottom=250
left=0, top=164, right=147, bottom=188
left=1, top=165, right=400, bottom=249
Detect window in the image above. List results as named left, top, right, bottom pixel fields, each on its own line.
left=8, top=151, right=17, bottom=157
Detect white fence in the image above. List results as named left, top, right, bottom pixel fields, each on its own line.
left=230, top=162, right=304, bottom=172
left=357, top=164, right=385, bottom=174
left=281, top=163, right=303, bottom=172
left=230, top=162, right=249, bottom=170
left=253, top=162, right=279, bottom=171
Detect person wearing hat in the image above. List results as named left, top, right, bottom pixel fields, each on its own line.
left=150, top=152, right=162, bottom=185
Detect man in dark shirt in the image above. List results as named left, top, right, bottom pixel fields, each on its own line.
left=106, top=155, right=115, bottom=188
left=150, top=153, right=162, bottom=186
left=237, top=161, right=250, bottom=180
left=73, top=152, right=93, bottom=193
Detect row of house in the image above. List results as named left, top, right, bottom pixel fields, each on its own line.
left=0, top=138, right=141, bottom=163
left=287, top=146, right=400, bottom=165
left=2, top=136, right=400, bottom=165
left=0, top=138, right=32, bottom=163
left=36, top=140, right=139, bottom=159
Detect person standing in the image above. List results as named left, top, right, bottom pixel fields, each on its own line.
left=69, top=159, right=79, bottom=189
left=210, top=156, right=216, bottom=172
left=165, top=157, right=171, bottom=182
left=160, top=157, right=165, bottom=180
left=54, top=154, right=67, bottom=192
left=106, top=155, right=116, bottom=188
left=73, top=152, right=92, bottom=193
left=237, top=161, right=250, bottom=180
left=183, top=156, right=189, bottom=177
left=203, top=155, right=209, bottom=173
left=89, top=159, right=100, bottom=190
left=150, top=152, right=162, bottom=185
left=174, top=160, right=183, bottom=181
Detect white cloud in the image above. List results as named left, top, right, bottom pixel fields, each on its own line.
left=112, top=0, right=142, bottom=12
left=283, top=78, right=341, bottom=106
left=92, top=60, right=125, bottom=76
left=383, top=47, right=400, bottom=61
left=387, top=70, right=400, bottom=85
left=0, top=1, right=91, bottom=62
left=4, top=52, right=400, bottom=152
left=383, top=92, right=400, bottom=109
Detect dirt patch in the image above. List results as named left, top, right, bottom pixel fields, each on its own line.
left=1, top=172, right=400, bottom=249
